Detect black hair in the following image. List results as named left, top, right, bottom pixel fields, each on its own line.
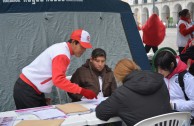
left=189, top=63, right=194, bottom=76
left=154, top=51, right=177, bottom=72
left=91, top=48, right=106, bottom=59
left=178, top=9, right=189, bottom=17
left=68, top=39, right=79, bottom=45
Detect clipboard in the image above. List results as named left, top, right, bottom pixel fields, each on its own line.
left=16, top=119, right=64, bottom=126
left=56, top=103, right=90, bottom=115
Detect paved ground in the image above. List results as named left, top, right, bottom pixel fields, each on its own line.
left=160, top=28, right=177, bottom=51
left=139, top=28, right=178, bottom=53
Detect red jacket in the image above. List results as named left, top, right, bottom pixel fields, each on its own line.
left=142, top=14, right=166, bottom=46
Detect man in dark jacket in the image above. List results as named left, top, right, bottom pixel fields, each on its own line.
left=96, top=58, right=172, bottom=126
left=68, top=48, right=117, bottom=102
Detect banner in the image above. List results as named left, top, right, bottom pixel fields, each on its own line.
left=0, top=0, right=130, bottom=13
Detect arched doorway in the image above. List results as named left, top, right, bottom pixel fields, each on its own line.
left=134, top=8, right=141, bottom=24
left=142, top=7, right=149, bottom=25
left=152, top=6, right=159, bottom=16
left=186, top=2, right=194, bottom=22
left=162, top=5, right=170, bottom=27
left=173, top=4, right=182, bottom=27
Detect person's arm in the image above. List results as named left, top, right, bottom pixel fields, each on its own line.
left=52, top=55, right=97, bottom=99
left=95, top=92, right=120, bottom=121
left=173, top=74, right=194, bottom=111
left=179, top=24, right=194, bottom=36
left=172, top=100, right=194, bottom=112
left=111, top=73, right=117, bottom=93
left=52, top=55, right=82, bottom=94
left=67, top=69, right=83, bottom=102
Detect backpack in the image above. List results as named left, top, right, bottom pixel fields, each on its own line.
left=178, top=67, right=194, bottom=100
left=178, top=70, right=189, bottom=100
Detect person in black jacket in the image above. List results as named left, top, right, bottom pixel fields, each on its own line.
left=95, top=58, right=172, bottom=126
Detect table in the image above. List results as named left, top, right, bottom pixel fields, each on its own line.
left=80, top=112, right=122, bottom=126
left=0, top=110, right=87, bottom=126
left=0, top=101, right=122, bottom=126
left=78, top=101, right=122, bottom=125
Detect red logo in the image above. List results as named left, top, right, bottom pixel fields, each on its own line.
left=87, top=36, right=90, bottom=41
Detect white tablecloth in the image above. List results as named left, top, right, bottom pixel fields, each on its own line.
left=0, top=101, right=122, bottom=126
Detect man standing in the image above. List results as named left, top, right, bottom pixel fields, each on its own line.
left=14, top=29, right=97, bottom=109
left=68, top=48, right=117, bottom=102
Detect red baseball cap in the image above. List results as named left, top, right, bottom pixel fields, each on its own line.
left=70, top=29, right=92, bottom=48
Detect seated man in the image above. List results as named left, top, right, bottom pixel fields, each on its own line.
left=68, top=48, right=117, bottom=102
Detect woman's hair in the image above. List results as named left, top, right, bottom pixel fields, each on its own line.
left=91, top=48, right=106, bottom=59
left=114, top=58, right=140, bottom=82
left=178, top=9, right=189, bottom=17
left=154, top=51, right=177, bottom=72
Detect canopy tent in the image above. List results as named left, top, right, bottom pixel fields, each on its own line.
left=0, top=0, right=150, bottom=111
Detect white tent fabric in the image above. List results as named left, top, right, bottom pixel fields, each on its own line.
left=0, top=12, right=132, bottom=111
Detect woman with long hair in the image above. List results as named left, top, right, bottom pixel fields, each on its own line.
left=95, top=58, right=172, bottom=126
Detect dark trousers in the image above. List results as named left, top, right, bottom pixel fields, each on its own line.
left=145, top=45, right=158, bottom=53
left=191, top=117, right=194, bottom=125
left=178, top=47, right=185, bottom=55
left=13, top=78, right=47, bottom=109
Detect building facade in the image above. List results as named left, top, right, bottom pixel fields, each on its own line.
left=125, top=0, right=194, bottom=27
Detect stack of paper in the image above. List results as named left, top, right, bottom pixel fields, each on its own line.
left=0, top=116, right=16, bottom=126
left=81, top=97, right=107, bottom=105
left=56, top=103, right=90, bottom=115
left=32, top=109, right=66, bottom=120
left=15, top=106, right=53, bottom=115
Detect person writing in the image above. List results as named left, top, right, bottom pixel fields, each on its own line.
left=68, top=48, right=117, bottom=102
left=153, top=50, right=194, bottom=124
left=13, top=29, right=97, bottom=109
left=95, top=58, right=172, bottom=126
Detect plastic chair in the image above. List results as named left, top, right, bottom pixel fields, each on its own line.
left=134, top=112, right=191, bottom=126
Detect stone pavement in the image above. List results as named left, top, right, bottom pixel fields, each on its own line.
left=159, top=28, right=177, bottom=52
left=139, top=28, right=178, bottom=53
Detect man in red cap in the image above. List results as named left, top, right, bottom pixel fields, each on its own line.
left=13, top=29, right=97, bottom=109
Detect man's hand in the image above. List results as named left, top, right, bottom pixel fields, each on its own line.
left=45, top=98, right=51, bottom=105
left=80, top=88, right=97, bottom=99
